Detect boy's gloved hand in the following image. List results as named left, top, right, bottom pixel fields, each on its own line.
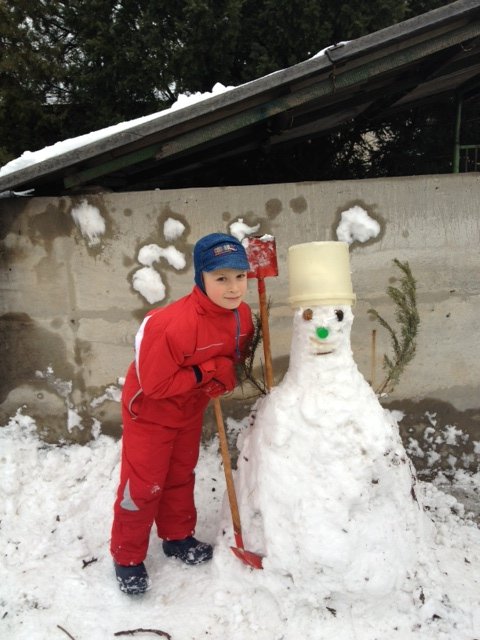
left=202, top=379, right=228, bottom=398
left=200, top=356, right=236, bottom=398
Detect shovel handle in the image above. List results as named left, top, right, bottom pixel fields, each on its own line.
left=212, top=397, right=243, bottom=541
left=258, top=278, right=274, bottom=391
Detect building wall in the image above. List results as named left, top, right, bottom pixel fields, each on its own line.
left=1, top=174, right=479, bottom=473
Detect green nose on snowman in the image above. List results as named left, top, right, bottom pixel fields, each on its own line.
left=316, top=326, right=329, bottom=340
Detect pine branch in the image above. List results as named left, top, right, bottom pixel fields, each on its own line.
left=236, top=302, right=270, bottom=396
left=368, top=259, right=420, bottom=395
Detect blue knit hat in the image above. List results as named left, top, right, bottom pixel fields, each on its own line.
left=193, top=233, right=250, bottom=291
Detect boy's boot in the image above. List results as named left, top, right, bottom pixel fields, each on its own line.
left=162, top=536, right=213, bottom=565
left=114, top=561, right=151, bottom=594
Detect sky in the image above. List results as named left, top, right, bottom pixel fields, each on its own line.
left=2, top=210, right=480, bottom=640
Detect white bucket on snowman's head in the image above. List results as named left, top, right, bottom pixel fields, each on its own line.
left=288, top=241, right=356, bottom=308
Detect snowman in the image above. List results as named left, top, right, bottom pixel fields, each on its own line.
left=223, top=241, right=431, bottom=603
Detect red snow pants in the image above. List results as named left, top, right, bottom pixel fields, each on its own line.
left=110, top=407, right=203, bottom=566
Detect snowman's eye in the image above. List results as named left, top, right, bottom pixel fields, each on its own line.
left=335, top=309, right=344, bottom=322
left=303, top=308, right=313, bottom=321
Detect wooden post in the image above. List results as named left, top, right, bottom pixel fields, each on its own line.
left=371, top=329, right=377, bottom=389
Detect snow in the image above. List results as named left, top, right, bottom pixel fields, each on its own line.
left=163, top=218, right=186, bottom=242
left=3, top=305, right=480, bottom=639
left=90, top=384, right=122, bottom=409
left=1, top=43, right=479, bottom=639
left=310, top=42, right=350, bottom=58
left=132, top=267, right=166, bottom=304
left=168, top=82, right=235, bottom=112
left=131, top=227, right=188, bottom=304
left=0, top=83, right=235, bottom=179
left=133, top=244, right=186, bottom=303
left=67, top=408, right=84, bottom=433
left=230, top=305, right=428, bottom=600
left=137, top=244, right=186, bottom=270
left=443, top=425, right=466, bottom=446
left=336, top=205, right=381, bottom=245
left=35, top=367, right=72, bottom=399
left=0, top=42, right=344, bottom=181
left=229, top=218, right=261, bottom=241
left=71, top=200, right=106, bottom=247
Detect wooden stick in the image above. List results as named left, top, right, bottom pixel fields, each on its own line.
left=212, top=397, right=243, bottom=547
left=114, top=629, right=171, bottom=638
left=258, top=279, right=274, bottom=391
left=371, top=329, right=377, bottom=388
left=57, top=626, right=76, bottom=640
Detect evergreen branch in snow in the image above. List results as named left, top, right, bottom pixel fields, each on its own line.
left=368, top=259, right=420, bottom=395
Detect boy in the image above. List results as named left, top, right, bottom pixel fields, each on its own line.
left=110, top=233, right=254, bottom=594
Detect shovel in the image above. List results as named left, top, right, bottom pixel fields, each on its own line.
left=244, top=235, right=279, bottom=391
left=212, top=397, right=263, bottom=569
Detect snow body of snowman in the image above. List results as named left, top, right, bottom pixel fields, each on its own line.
left=224, top=241, right=430, bottom=602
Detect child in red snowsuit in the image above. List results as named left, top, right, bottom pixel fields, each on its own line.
left=111, top=233, right=254, bottom=594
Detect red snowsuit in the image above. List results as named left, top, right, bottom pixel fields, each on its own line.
left=110, top=285, right=253, bottom=566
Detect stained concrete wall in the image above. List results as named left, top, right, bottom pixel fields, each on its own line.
left=1, top=174, right=479, bottom=474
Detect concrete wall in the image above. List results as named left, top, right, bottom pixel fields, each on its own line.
left=1, top=174, right=479, bottom=474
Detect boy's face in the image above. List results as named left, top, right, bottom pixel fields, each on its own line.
left=203, top=268, right=248, bottom=310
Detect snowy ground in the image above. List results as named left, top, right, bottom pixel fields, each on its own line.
left=2, top=409, right=480, bottom=640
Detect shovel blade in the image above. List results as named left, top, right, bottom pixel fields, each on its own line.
left=230, top=546, right=263, bottom=570
left=245, top=235, right=278, bottom=280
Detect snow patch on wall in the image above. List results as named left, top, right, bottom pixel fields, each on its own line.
left=132, top=266, right=166, bottom=304
left=163, top=218, right=185, bottom=241
left=67, top=408, right=83, bottom=433
left=131, top=220, right=187, bottom=304
left=90, top=384, right=122, bottom=408
left=405, top=411, right=479, bottom=475
left=35, top=366, right=119, bottom=438
left=137, top=244, right=186, bottom=269
left=71, top=200, right=106, bottom=246
left=229, top=218, right=260, bottom=241
left=35, top=366, right=72, bottom=398
left=336, top=205, right=380, bottom=244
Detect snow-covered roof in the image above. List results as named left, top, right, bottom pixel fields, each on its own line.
left=1, top=0, right=479, bottom=195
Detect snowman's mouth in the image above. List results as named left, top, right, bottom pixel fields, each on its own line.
left=310, top=336, right=334, bottom=355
